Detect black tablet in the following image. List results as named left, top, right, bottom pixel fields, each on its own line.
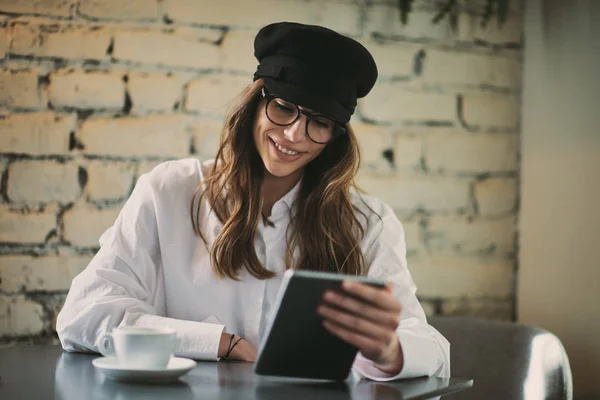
left=253, top=270, right=386, bottom=381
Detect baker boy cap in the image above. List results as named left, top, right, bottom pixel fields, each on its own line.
left=253, top=22, right=378, bottom=124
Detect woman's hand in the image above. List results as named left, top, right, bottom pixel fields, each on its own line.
left=218, top=333, right=257, bottom=362
left=317, top=280, right=404, bottom=374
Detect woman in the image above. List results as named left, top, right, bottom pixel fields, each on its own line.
left=57, top=22, right=449, bottom=380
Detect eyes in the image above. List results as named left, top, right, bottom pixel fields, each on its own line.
left=273, top=100, right=334, bottom=129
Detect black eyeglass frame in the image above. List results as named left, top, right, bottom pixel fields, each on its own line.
left=260, top=88, right=347, bottom=145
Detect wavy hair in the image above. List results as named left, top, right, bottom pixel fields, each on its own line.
left=191, top=79, right=375, bottom=280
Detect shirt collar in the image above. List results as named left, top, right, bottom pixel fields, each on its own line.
left=270, top=177, right=302, bottom=217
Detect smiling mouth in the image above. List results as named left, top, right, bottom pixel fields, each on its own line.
left=270, top=138, right=302, bottom=156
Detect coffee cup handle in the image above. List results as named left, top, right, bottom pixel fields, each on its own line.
left=98, top=332, right=115, bottom=357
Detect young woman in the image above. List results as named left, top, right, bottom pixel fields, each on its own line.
left=57, top=22, right=449, bottom=380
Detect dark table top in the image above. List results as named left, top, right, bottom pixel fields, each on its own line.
left=0, top=345, right=472, bottom=400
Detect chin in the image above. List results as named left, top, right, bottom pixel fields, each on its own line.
left=264, top=161, right=302, bottom=178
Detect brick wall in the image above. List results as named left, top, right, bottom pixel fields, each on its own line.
left=0, top=0, right=522, bottom=342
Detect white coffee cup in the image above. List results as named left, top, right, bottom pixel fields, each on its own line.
left=98, top=327, right=177, bottom=369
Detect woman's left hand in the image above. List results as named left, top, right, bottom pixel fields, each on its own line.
left=317, top=280, right=404, bottom=374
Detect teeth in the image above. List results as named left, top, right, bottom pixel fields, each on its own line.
left=273, top=140, right=299, bottom=156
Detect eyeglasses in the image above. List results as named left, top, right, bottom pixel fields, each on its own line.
left=261, top=88, right=346, bottom=144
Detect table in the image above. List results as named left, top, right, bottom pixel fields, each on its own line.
left=0, top=345, right=473, bottom=399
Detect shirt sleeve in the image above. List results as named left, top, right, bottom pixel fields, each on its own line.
left=55, top=169, right=225, bottom=361
left=351, top=199, right=450, bottom=381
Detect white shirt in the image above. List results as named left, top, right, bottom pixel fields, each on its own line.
left=56, top=158, right=450, bottom=381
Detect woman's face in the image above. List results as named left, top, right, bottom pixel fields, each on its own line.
left=253, top=97, right=328, bottom=180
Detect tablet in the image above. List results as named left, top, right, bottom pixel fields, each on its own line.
left=253, top=269, right=386, bottom=381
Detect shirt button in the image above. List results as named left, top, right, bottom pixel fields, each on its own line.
left=253, top=300, right=262, bottom=307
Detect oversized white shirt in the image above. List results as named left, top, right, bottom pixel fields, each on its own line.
left=56, top=158, right=450, bottom=381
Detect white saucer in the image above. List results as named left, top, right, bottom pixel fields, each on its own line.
left=92, top=356, right=196, bottom=383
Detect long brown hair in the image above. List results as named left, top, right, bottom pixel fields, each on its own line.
left=191, top=79, right=375, bottom=280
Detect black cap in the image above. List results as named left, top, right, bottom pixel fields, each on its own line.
left=253, top=22, right=378, bottom=124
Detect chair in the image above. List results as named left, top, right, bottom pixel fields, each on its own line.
left=428, top=316, right=573, bottom=400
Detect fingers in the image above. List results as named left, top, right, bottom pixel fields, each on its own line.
left=317, top=304, right=395, bottom=342
left=321, top=290, right=400, bottom=330
left=340, top=281, right=402, bottom=313
left=322, top=320, right=393, bottom=363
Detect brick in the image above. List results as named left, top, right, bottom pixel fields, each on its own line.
left=441, top=298, right=512, bottom=320
left=113, top=29, right=220, bottom=69
left=352, top=122, right=393, bottom=173
left=426, top=132, right=518, bottom=173
left=48, top=71, right=124, bottom=109
left=6, top=161, right=81, bottom=204
left=190, top=119, right=223, bottom=160
left=0, top=112, right=74, bottom=155
left=85, top=161, right=135, bottom=201
left=79, top=0, right=159, bottom=20
left=394, top=133, right=423, bottom=169
left=0, top=69, right=40, bottom=108
left=409, top=256, right=513, bottom=297
left=401, top=219, right=423, bottom=254
left=356, top=174, right=471, bottom=211
left=0, top=205, right=57, bottom=244
left=310, top=2, right=361, bottom=36
left=359, top=40, right=417, bottom=78
left=360, top=84, right=456, bottom=123
left=79, top=115, right=190, bottom=158
left=137, top=160, right=164, bottom=177
left=365, top=5, right=452, bottom=41
left=0, top=27, right=8, bottom=59
left=0, top=255, right=91, bottom=292
left=10, top=23, right=112, bottom=60
left=426, top=215, right=516, bottom=256
left=0, top=0, right=74, bottom=17
left=461, top=93, right=518, bottom=130
left=0, top=296, right=45, bottom=336
left=474, top=178, right=517, bottom=217
left=166, top=0, right=312, bottom=27
left=62, top=204, right=121, bottom=247
left=458, top=11, right=522, bottom=44
left=423, top=50, right=521, bottom=88
left=128, top=73, right=185, bottom=113
left=220, top=30, right=258, bottom=74
left=186, top=75, right=250, bottom=115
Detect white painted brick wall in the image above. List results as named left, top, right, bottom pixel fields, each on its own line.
left=186, top=75, right=250, bottom=115
left=0, top=296, right=45, bottom=336
left=0, top=255, right=92, bottom=292
left=79, top=115, right=190, bottom=157
left=78, top=0, right=160, bottom=21
left=48, top=70, right=125, bottom=110
left=113, top=29, right=220, bottom=69
left=410, top=256, right=514, bottom=297
left=166, top=0, right=313, bottom=27
left=85, top=161, right=136, bottom=201
left=0, top=205, right=57, bottom=244
left=10, top=22, right=112, bottom=60
left=0, top=69, right=41, bottom=108
left=360, top=86, right=456, bottom=123
left=0, top=112, right=74, bottom=155
left=62, top=204, right=121, bottom=247
left=0, top=0, right=75, bottom=18
left=128, top=72, right=186, bottom=113
left=6, top=161, right=81, bottom=204
left=425, top=132, right=518, bottom=173
left=0, top=0, right=523, bottom=337
left=474, top=177, right=518, bottom=217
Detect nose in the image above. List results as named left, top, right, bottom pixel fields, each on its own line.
left=283, top=115, right=307, bottom=143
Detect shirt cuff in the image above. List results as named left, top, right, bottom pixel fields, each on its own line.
left=352, top=330, right=442, bottom=381
left=134, top=314, right=225, bottom=361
